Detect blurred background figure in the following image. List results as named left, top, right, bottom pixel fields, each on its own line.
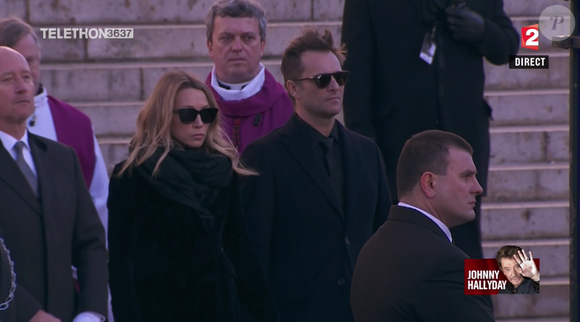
left=341, top=0, right=519, bottom=260
left=107, top=71, right=277, bottom=322
left=205, top=0, right=293, bottom=154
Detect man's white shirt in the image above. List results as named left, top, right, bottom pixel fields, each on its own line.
left=398, top=202, right=453, bottom=243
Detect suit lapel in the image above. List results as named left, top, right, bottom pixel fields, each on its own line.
left=281, top=116, right=343, bottom=217
left=0, top=139, right=41, bottom=214
left=338, top=124, right=362, bottom=228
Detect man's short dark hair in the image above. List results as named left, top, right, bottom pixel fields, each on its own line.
left=396, top=130, right=474, bottom=198
left=0, top=16, right=40, bottom=49
left=496, top=245, right=523, bottom=268
left=281, top=28, right=346, bottom=104
left=205, top=0, right=267, bottom=42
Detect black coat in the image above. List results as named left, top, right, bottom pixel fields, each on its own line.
left=239, top=114, right=392, bottom=322
left=341, top=0, right=519, bottom=259
left=351, top=205, right=495, bottom=321
left=107, top=162, right=277, bottom=322
left=0, top=134, right=108, bottom=322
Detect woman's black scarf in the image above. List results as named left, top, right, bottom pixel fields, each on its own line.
left=137, top=146, right=233, bottom=231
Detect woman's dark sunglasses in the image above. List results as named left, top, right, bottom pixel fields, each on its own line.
left=293, top=71, right=349, bottom=89
left=173, top=108, right=218, bottom=124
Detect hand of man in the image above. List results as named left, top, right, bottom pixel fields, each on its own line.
left=29, top=310, right=61, bottom=322
left=445, top=6, right=486, bottom=43
left=514, top=249, right=540, bottom=282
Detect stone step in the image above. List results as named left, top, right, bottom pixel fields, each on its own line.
left=486, top=89, right=569, bottom=126
left=39, top=60, right=276, bottom=102
left=75, top=87, right=568, bottom=137
left=492, top=278, right=569, bottom=319
left=485, top=163, right=568, bottom=202
left=40, top=51, right=568, bottom=103
left=6, top=0, right=565, bottom=26
left=481, top=200, right=569, bottom=240
left=503, top=0, right=568, bottom=17
left=22, top=0, right=345, bottom=25
left=484, top=52, right=569, bottom=92
left=483, top=238, right=569, bottom=277
left=36, top=22, right=342, bottom=63
left=6, top=0, right=564, bottom=26
left=489, top=125, right=569, bottom=164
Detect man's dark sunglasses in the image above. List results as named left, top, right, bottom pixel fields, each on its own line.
left=173, top=108, right=218, bottom=124
left=293, top=71, right=349, bottom=89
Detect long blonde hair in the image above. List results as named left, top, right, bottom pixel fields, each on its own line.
left=117, top=70, right=256, bottom=177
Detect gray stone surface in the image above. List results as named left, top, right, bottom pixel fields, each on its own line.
left=0, top=0, right=26, bottom=20
left=37, top=33, right=86, bottom=62
left=503, top=0, right=568, bottom=17
left=40, top=66, right=141, bottom=102
left=99, top=140, right=130, bottom=172
left=41, top=61, right=285, bottom=103
left=264, top=23, right=341, bottom=57
left=490, top=130, right=569, bottom=164
left=83, top=23, right=341, bottom=61
left=486, top=92, right=569, bottom=126
left=87, top=26, right=204, bottom=61
left=28, top=0, right=311, bottom=25
left=492, top=284, right=569, bottom=318
left=483, top=243, right=569, bottom=277
left=546, top=130, right=570, bottom=161
left=481, top=207, right=569, bottom=240
left=486, top=168, right=568, bottom=201
left=142, top=65, right=214, bottom=100
left=485, top=55, right=569, bottom=91
left=77, top=102, right=142, bottom=136
left=313, top=0, right=345, bottom=21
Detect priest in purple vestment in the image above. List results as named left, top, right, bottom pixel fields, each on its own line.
left=205, top=0, right=294, bottom=154
left=0, top=17, right=113, bottom=322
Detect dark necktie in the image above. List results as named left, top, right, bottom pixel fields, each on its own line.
left=14, top=141, right=38, bottom=196
left=319, top=137, right=343, bottom=206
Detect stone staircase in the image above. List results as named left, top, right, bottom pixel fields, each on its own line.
left=1, top=0, right=571, bottom=320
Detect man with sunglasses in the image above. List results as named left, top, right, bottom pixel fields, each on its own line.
left=239, top=28, right=391, bottom=322
left=205, top=0, right=294, bottom=154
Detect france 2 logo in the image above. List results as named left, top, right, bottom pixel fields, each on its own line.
left=522, top=24, right=539, bottom=50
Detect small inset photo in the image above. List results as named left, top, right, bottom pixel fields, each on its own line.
left=464, top=245, right=540, bottom=295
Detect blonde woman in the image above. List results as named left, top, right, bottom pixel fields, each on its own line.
left=107, top=71, right=277, bottom=322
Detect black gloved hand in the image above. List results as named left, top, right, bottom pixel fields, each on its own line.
left=445, top=6, right=486, bottom=43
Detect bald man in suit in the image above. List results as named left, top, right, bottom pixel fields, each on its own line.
left=0, top=47, right=108, bottom=322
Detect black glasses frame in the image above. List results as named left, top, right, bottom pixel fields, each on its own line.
left=292, top=71, right=349, bottom=89
left=173, top=108, right=218, bottom=124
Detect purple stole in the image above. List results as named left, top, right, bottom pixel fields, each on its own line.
left=47, top=96, right=96, bottom=188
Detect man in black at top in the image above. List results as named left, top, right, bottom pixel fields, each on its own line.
left=341, top=0, right=519, bottom=261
